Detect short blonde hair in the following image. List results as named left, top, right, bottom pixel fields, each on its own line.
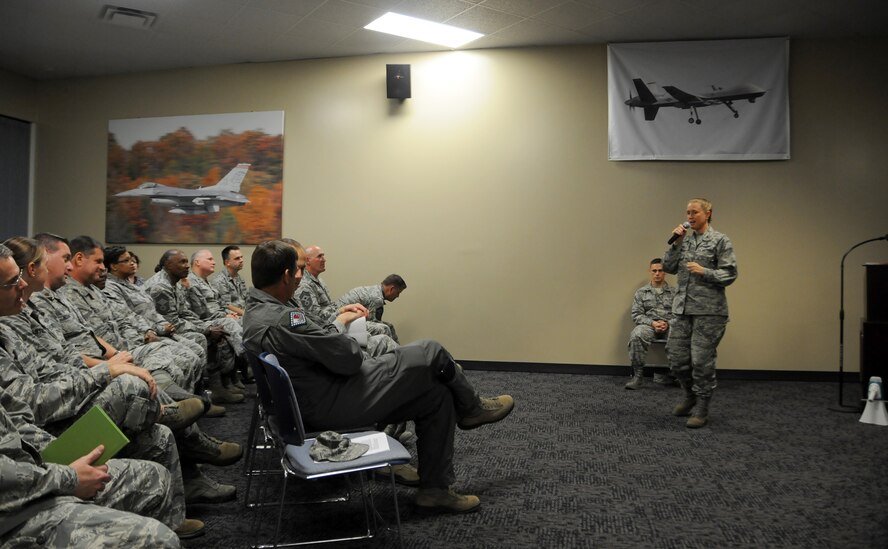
left=688, top=197, right=712, bottom=222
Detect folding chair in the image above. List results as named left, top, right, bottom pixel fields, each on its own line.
left=243, top=352, right=278, bottom=509
left=253, top=352, right=411, bottom=548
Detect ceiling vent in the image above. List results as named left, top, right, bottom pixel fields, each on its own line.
left=100, top=5, right=158, bottom=30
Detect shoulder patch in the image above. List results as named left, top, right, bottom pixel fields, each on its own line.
left=289, top=311, right=307, bottom=327
left=299, top=294, right=313, bottom=308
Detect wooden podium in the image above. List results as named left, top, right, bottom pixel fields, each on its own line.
left=860, top=263, right=888, bottom=397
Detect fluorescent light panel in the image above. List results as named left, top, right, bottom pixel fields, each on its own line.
left=365, top=12, right=483, bottom=48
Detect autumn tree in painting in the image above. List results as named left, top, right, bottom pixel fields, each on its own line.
left=106, top=125, right=283, bottom=244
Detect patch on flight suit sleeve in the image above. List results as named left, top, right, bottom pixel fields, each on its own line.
left=289, top=311, right=306, bottom=327
left=299, top=294, right=313, bottom=309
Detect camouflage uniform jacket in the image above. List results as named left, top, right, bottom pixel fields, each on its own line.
left=144, top=270, right=209, bottom=333
left=0, top=386, right=76, bottom=537
left=663, top=226, right=737, bottom=316
left=30, top=288, right=107, bottom=357
left=60, top=277, right=144, bottom=349
left=336, top=284, right=385, bottom=319
left=104, top=276, right=172, bottom=335
left=186, top=272, right=230, bottom=321
left=208, top=269, right=247, bottom=310
left=0, top=323, right=111, bottom=428
left=294, top=271, right=338, bottom=324
left=631, top=283, right=677, bottom=327
left=0, top=302, right=89, bottom=369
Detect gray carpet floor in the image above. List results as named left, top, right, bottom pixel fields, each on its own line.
left=185, top=370, right=888, bottom=548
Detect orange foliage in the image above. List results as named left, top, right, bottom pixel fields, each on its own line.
left=106, top=125, right=283, bottom=244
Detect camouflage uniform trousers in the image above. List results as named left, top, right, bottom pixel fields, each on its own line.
left=366, top=320, right=393, bottom=340
left=171, top=332, right=208, bottom=364
left=117, top=423, right=186, bottom=528
left=130, top=339, right=203, bottom=393
left=38, top=373, right=160, bottom=439
left=211, top=317, right=243, bottom=353
left=41, top=369, right=188, bottom=504
left=2, top=458, right=181, bottom=548
left=106, top=382, right=214, bottom=492
left=628, top=325, right=668, bottom=367
left=363, top=334, right=399, bottom=359
left=207, top=316, right=242, bottom=376
left=378, top=320, right=399, bottom=343
left=667, top=315, right=727, bottom=398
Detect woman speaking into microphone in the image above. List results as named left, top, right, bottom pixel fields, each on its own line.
left=663, top=198, right=738, bottom=428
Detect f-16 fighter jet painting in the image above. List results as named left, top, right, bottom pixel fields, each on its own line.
left=114, top=163, right=250, bottom=215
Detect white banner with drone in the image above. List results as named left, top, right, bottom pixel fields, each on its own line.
left=608, top=37, right=789, bottom=161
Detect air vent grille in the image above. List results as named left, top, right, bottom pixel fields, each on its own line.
left=99, top=5, right=157, bottom=30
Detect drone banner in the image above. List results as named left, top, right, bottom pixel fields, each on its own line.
left=607, top=37, right=789, bottom=161
left=106, top=111, right=284, bottom=244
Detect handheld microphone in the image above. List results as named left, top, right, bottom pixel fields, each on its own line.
left=667, top=222, right=691, bottom=245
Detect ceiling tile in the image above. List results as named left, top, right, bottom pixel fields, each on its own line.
left=534, top=1, right=613, bottom=32
left=445, top=5, right=524, bottom=34
left=478, top=0, right=567, bottom=18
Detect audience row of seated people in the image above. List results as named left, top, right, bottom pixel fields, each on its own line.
left=0, top=235, right=250, bottom=546
left=0, top=234, right=516, bottom=547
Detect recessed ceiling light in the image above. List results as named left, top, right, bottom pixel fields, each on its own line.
left=364, top=12, right=483, bottom=49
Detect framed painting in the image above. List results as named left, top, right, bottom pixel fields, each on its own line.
left=106, top=110, right=284, bottom=243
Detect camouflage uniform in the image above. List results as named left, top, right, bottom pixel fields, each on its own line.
left=144, top=270, right=234, bottom=376
left=0, top=326, right=187, bottom=523
left=185, top=272, right=243, bottom=354
left=244, top=287, right=486, bottom=489
left=30, top=288, right=107, bottom=358
left=628, top=283, right=677, bottom=367
left=0, top=323, right=159, bottom=436
left=297, top=273, right=394, bottom=339
left=0, top=302, right=90, bottom=371
left=208, top=269, right=247, bottom=310
left=0, top=387, right=181, bottom=548
left=336, top=284, right=399, bottom=342
left=104, top=276, right=208, bottom=364
left=60, top=278, right=202, bottom=392
left=663, top=226, right=737, bottom=398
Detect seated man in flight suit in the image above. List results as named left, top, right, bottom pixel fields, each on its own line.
left=243, top=240, right=515, bottom=514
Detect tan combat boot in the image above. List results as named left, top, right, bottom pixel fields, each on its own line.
left=416, top=488, right=481, bottom=514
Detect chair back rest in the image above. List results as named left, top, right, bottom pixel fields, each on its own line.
left=246, top=352, right=275, bottom=416
left=259, top=353, right=307, bottom=446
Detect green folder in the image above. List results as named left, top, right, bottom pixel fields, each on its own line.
left=41, top=406, right=130, bottom=466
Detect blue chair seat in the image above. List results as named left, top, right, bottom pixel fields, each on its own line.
left=284, top=430, right=410, bottom=480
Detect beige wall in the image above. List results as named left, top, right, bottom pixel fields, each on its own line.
left=3, top=39, right=887, bottom=371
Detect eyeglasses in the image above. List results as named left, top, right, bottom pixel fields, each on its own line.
left=0, top=270, right=24, bottom=290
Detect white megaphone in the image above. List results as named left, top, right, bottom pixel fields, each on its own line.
left=860, top=376, right=888, bottom=426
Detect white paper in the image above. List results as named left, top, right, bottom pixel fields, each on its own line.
left=345, top=316, right=368, bottom=348
left=350, top=432, right=389, bottom=456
